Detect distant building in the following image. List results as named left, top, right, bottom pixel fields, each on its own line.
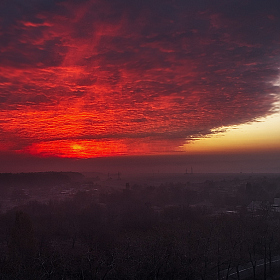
left=271, top=197, right=280, bottom=212
left=274, top=197, right=280, bottom=206
left=247, top=201, right=270, bottom=212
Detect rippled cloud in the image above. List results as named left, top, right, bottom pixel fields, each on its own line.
left=0, top=0, right=279, bottom=157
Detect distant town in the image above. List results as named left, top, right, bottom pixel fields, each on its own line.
left=1, top=171, right=280, bottom=216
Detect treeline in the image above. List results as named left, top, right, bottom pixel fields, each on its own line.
left=0, top=172, right=84, bottom=189
left=0, top=189, right=280, bottom=279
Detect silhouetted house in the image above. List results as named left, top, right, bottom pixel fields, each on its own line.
left=151, top=206, right=162, bottom=218
left=271, top=197, right=280, bottom=212
left=247, top=201, right=270, bottom=212
left=189, top=201, right=214, bottom=214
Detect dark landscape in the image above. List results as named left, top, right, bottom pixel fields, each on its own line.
left=0, top=171, right=280, bottom=279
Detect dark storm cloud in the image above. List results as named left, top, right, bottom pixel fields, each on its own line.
left=0, top=0, right=279, bottom=156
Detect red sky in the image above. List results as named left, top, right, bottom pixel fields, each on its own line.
left=0, top=0, right=280, bottom=172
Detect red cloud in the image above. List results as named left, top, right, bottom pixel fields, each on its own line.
left=0, top=0, right=279, bottom=158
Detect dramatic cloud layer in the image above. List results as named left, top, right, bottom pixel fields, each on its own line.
left=0, top=0, right=279, bottom=157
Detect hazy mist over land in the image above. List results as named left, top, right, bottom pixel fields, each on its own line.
left=0, top=169, right=280, bottom=279
left=0, top=152, right=279, bottom=174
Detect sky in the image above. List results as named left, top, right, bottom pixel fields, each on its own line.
left=0, top=0, right=280, bottom=173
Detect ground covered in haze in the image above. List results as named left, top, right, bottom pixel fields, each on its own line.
left=0, top=172, right=280, bottom=279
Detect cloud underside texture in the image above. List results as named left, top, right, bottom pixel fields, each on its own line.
left=0, top=0, right=279, bottom=157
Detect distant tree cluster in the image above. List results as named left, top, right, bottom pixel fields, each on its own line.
left=0, top=172, right=84, bottom=189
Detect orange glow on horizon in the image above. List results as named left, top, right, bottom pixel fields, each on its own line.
left=24, top=140, right=128, bottom=158
left=183, top=113, right=280, bottom=154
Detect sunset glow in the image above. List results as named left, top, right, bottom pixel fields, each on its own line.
left=184, top=112, right=280, bottom=154
left=24, top=140, right=127, bottom=158
left=0, top=0, right=280, bottom=168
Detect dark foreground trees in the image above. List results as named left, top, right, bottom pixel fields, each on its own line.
left=0, top=193, right=280, bottom=279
